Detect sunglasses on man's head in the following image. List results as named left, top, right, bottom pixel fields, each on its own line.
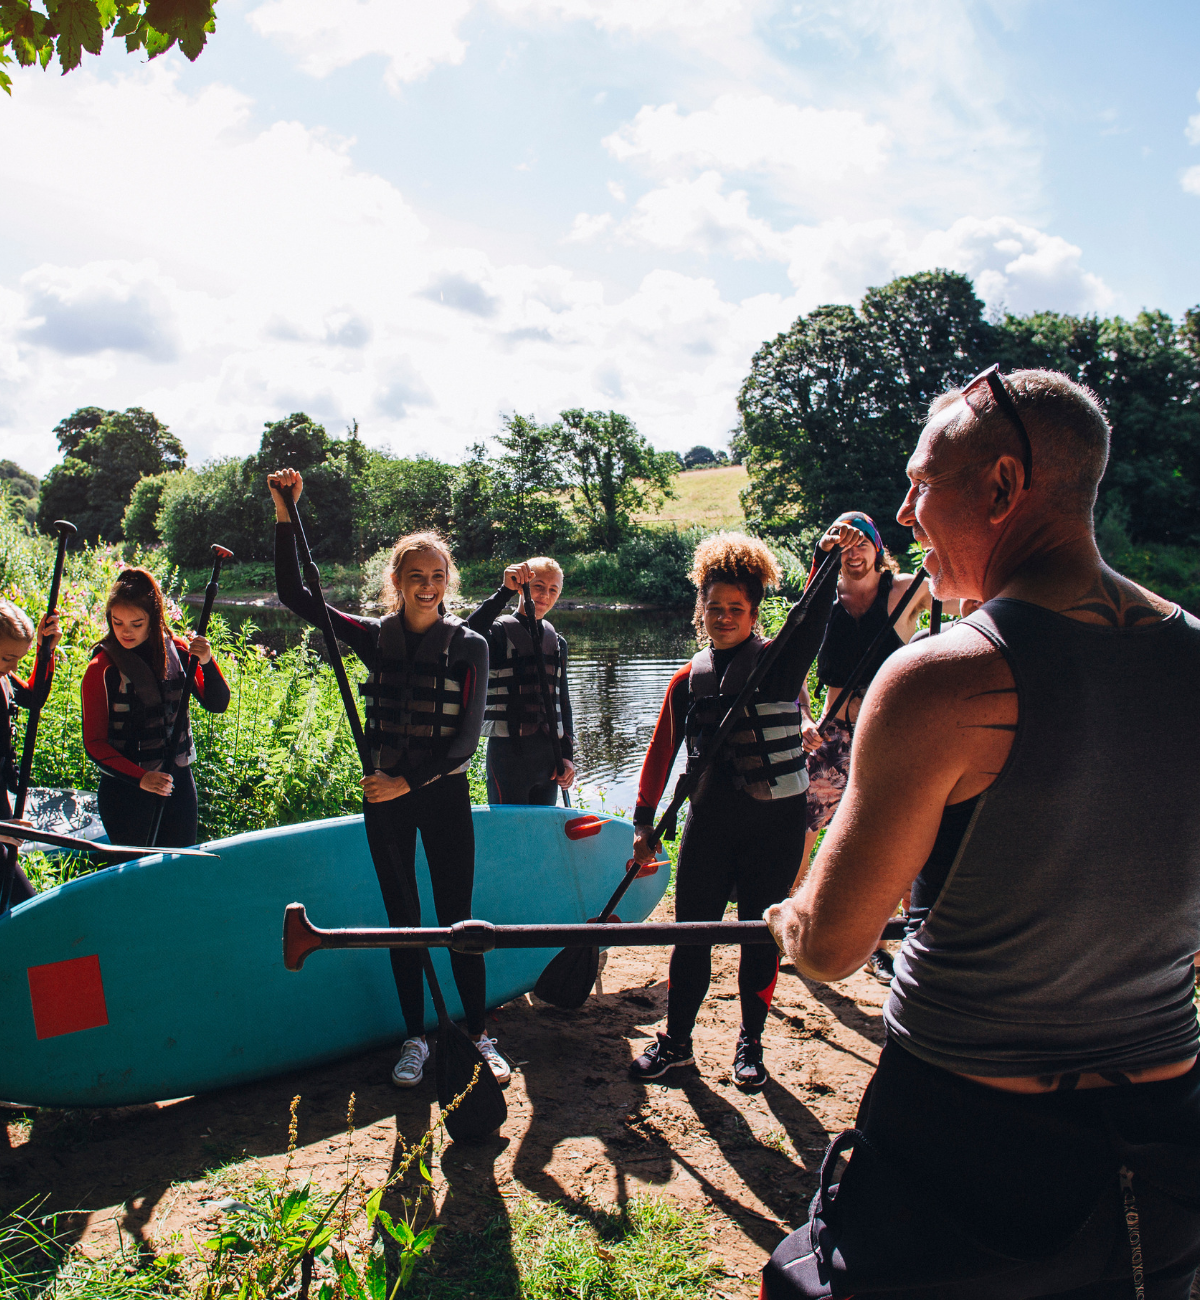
left=960, top=364, right=1033, bottom=491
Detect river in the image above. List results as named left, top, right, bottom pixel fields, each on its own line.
left=214, top=602, right=696, bottom=816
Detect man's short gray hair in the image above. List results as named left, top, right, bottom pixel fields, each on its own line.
left=929, top=369, right=1110, bottom=516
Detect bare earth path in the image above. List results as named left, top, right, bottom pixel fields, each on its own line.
left=1, top=898, right=888, bottom=1295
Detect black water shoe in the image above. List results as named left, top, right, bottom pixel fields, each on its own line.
left=732, top=1027, right=767, bottom=1092
left=629, top=1032, right=694, bottom=1080
left=864, top=947, right=894, bottom=984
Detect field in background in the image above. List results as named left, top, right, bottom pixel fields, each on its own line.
left=637, top=465, right=747, bottom=532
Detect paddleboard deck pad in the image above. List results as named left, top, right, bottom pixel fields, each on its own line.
left=0, top=807, right=660, bottom=1108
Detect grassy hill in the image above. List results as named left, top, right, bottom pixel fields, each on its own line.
left=638, top=464, right=747, bottom=531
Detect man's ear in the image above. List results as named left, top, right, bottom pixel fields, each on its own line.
left=988, top=455, right=1025, bottom=525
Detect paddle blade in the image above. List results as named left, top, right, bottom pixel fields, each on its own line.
left=533, top=943, right=600, bottom=1010
left=283, top=903, right=322, bottom=972
left=434, top=1023, right=508, bottom=1142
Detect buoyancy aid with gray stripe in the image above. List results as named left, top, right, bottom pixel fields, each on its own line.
left=97, top=634, right=195, bottom=771
left=358, top=613, right=468, bottom=772
left=684, top=637, right=808, bottom=801
left=482, top=614, right=564, bottom=740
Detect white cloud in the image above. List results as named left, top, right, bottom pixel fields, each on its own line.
left=605, top=95, right=889, bottom=197
left=492, top=0, right=744, bottom=34
left=565, top=212, right=614, bottom=243
left=1183, top=167, right=1200, bottom=198
left=247, top=0, right=471, bottom=88
left=619, top=172, right=782, bottom=260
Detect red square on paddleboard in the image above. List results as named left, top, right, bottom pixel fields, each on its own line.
left=27, top=954, right=109, bottom=1040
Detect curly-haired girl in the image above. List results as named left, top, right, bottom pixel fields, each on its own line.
left=269, top=468, right=507, bottom=1091
left=628, top=524, right=859, bottom=1089
left=82, top=567, right=230, bottom=847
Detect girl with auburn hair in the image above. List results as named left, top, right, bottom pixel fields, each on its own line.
left=268, top=468, right=508, bottom=1091
left=627, top=525, right=859, bottom=1090
left=82, top=567, right=230, bottom=848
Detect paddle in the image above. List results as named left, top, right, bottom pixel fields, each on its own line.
left=519, top=582, right=570, bottom=809
left=2, top=519, right=76, bottom=915
left=284, top=903, right=907, bottom=969
left=816, top=566, right=929, bottom=737
left=0, top=821, right=218, bottom=862
left=268, top=476, right=507, bottom=1142
left=929, top=598, right=943, bottom=635
left=146, top=544, right=234, bottom=848
left=533, top=544, right=845, bottom=1011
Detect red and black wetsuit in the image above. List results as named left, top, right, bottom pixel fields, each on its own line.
left=82, top=635, right=230, bottom=847
left=634, top=561, right=838, bottom=1044
left=2, top=654, right=56, bottom=905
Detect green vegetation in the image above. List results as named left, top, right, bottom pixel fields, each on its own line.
left=0, top=0, right=217, bottom=96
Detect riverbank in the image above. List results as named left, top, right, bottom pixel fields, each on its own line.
left=0, top=897, right=886, bottom=1297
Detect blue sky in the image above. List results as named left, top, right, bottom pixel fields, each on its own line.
left=2, top=0, right=1198, bottom=477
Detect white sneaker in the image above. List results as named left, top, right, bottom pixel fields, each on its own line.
left=391, top=1037, right=429, bottom=1088
left=475, top=1034, right=511, bottom=1084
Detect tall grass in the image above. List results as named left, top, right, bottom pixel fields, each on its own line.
left=0, top=497, right=486, bottom=848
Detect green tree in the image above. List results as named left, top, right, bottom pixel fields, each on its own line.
left=1, top=0, right=217, bottom=96
left=737, top=270, right=993, bottom=551
left=0, top=459, right=39, bottom=526
left=37, top=406, right=187, bottom=543
left=361, top=453, right=455, bottom=554
left=493, top=413, right=570, bottom=553
left=449, top=442, right=499, bottom=559
left=555, top=408, right=677, bottom=551
left=121, top=470, right=177, bottom=546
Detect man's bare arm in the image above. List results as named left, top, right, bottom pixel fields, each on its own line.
left=766, top=629, right=1015, bottom=980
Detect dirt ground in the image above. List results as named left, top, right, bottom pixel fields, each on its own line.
left=0, top=897, right=888, bottom=1295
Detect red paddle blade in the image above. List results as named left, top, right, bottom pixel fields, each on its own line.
left=283, top=903, right=323, bottom=971
left=628, top=857, right=668, bottom=878
left=587, top=914, right=622, bottom=925
left=564, top=815, right=609, bottom=841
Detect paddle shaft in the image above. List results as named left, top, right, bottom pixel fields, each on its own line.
left=3, top=520, right=75, bottom=915
left=269, top=478, right=457, bottom=1027
left=284, top=908, right=907, bottom=967
left=146, top=545, right=233, bottom=847
left=13, top=521, right=73, bottom=821
left=0, top=821, right=217, bottom=861
left=930, top=598, right=943, bottom=634
left=817, top=566, right=929, bottom=736
left=520, top=582, right=570, bottom=808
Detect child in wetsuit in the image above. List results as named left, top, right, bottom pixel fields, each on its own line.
left=467, top=558, right=576, bottom=805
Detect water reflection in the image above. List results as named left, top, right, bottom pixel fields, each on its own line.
left=212, top=602, right=697, bottom=818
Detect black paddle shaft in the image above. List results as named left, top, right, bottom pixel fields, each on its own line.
left=0, top=821, right=217, bottom=861
left=283, top=905, right=907, bottom=968
left=3, top=519, right=76, bottom=916
left=817, top=566, right=929, bottom=737
left=267, top=481, right=486, bottom=1034
left=520, top=582, right=570, bottom=808
left=146, top=544, right=234, bottom=848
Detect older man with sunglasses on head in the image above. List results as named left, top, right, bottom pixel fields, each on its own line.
left=763, top=367, right=1200, bottom=1300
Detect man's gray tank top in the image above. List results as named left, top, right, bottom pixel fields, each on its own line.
left=885, top=597, right=1200, bottom=1078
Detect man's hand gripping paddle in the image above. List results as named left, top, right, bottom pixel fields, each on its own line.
left=532, top=545, right=846, bottom=1011
left=146, top=544, right=233, bottom=848
left=284, top=906, right=906, bottom=968
left=519, top=582, right=570, bottom=808
left=268, top=475, right=507, bottom=1142
left=2, top=519, right=75, bottom=915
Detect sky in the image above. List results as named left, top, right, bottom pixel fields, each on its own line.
left=2, top=0, right=1199, bottom=478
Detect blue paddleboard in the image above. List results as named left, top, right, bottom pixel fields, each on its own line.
left=0, top=806, right=664, bottom=1107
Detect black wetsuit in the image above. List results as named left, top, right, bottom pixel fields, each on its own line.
left=275, top=523, right=490, bottom=1037
left=467, top=587, right=575, bottom=807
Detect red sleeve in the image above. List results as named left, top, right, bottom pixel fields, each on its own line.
left=9, top=647, right=55, bottom=710
left=81, top=652, right=145, bottom=782
left=634, top=662, right=691, bottom=825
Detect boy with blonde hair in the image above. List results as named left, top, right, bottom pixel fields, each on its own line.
left=467, top=558, right=577, bottom=805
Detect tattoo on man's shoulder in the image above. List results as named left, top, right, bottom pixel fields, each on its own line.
left=1061, top=571, right=1161, bottom=628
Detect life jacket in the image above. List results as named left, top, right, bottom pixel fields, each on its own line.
left=481, top=614, right=564, bottom=740
left=358, top=613, right=468, bottom=772
left=1, top=676, right=17, bottom=792
left=684, top=637, right=808, bottom=801
left=97, top=634, right=195, bottom=771
left=816, top=569, right=901, bottom=690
